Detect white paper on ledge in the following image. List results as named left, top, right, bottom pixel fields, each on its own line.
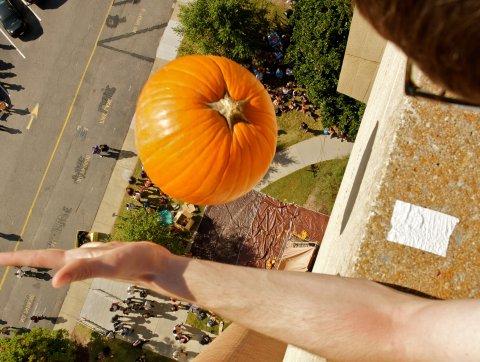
left=387, top=200, right=459, bottom=257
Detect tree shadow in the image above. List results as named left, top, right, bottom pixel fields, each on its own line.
left=0, top=232, right=22, bottom=241
left=340, top=122, right=378, bottom=234
left=191, top=215, right=257, bottom=266
left=37, top=0, right=69, bottom=10
left=277, top=129, right=287, bottom=135
left=0, top=44, right=14, bottom=50
left=274, top=149, right=295, bottom=166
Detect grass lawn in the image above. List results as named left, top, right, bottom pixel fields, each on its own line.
left=185, top=312, right=231, bottom=335
left=111, top=161, right=144, bottom=236
left=276, top=111, right=324, bottom=150
left=72, top=323, right=172, bottom=362
left=262, top=157, right=348, bottom=214
left=185, top=311, right=219, bottom=335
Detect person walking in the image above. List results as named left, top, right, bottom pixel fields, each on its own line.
left=15, top=269, right=25, bottom=278
left=0, top=101, right=10, bottom=113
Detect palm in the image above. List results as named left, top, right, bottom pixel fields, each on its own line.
left=0, top=241, right=170, bottom=288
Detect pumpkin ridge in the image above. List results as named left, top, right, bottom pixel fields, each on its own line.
left=235, top=124, right=257, bottom=193
left=167, top=62, right=226, bottom=101
left=145, top=81, right=210, bottom=101
left=182, top=134, right=233, bottom=202
left=137, top=110, right=225, bottom=153
left=140, top=110, right=223, bottom=169
left=159, top=122, right=231, bottom=195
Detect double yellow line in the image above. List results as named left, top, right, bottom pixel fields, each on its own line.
left=0, top=0, right=115, bottom=291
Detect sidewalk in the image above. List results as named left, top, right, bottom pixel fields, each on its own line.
left=255, top=135, right=353, bottom=190
left=54, top=0, right=189, bottom=334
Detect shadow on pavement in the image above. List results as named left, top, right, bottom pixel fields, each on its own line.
left=25, top=270, right=52, bottom=281
left=0, top=232, right=21, bottom=241
left=37, top=0, right=69, bottom=10
left=0, top=124, right=22, bottom=134
left=9, top=0, right=43, bottom=41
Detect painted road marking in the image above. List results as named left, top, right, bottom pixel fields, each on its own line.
left=19, top=294, right=36, bottom=323
left=132, top=8, right=146, bottom=33
left=21, top=0, right=42, bottom=22
left=0, top=0, right=116, bottom=291
left=26, top=103, right=39, bottom=130
left=0, top=28, right=25, bottom=59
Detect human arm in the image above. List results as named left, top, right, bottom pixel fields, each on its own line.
left=0, top=241, right=478, bottom=361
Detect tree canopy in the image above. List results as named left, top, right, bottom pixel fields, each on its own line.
left=177, top=0, right=279, bottom=63
left=0, top=328, right=77, bottom=362
left=286, top=0, right=364, bottom=139
left=112, top=208, right=188, bottom=255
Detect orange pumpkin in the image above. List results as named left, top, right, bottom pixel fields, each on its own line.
left=135, top=55, right=277, bottom=205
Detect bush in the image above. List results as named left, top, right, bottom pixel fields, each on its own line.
left=177, top=0, right=281, bottom=63
left=0, top=328, right=77, bottom=362
left=112, top=208, right=188, bottom=255
left=286, top=0, right=365, bottom=140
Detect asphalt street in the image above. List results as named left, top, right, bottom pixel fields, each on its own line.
left=0, top=0, right=174, bottom=329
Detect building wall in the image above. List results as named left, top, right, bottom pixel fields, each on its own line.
left=336, top=8, right=386, bottom=103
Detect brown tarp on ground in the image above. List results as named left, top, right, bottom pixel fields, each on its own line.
left=191, top=190, right=329, bottom=269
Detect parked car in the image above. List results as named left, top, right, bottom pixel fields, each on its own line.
left=0, top=0, right=26, bottom=37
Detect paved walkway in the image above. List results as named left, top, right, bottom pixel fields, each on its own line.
left=255, top=135, right=353, bottom=190
left=79, top=279, right=211, bottom=360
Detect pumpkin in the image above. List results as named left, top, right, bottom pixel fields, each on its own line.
left=135, top=55, right=277, bottom=205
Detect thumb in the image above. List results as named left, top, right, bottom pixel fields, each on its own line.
left=52, top=257, right=113, bottom=288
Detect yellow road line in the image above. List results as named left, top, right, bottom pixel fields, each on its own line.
left=0, top=0, right=115, bottom=291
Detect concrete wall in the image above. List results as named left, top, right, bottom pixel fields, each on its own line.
left=336, top=9, right=386, bottom=103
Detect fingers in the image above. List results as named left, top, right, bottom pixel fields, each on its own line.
left=52, top=256, right=115, bottom=288
left=0, top=249, right=67, bottom=270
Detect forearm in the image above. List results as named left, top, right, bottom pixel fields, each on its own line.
left=400, top=299, right=480, bottom=361
left=147, top=253, right=416, bottom=360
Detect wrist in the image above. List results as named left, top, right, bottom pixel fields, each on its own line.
left=144, top=250, right=194, bottom=302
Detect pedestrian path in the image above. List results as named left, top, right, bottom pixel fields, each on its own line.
left=255, top=135, right=353, bottom=190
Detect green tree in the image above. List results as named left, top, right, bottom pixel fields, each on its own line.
left=112, top=208, right=188, bottom=255
left=286, top=0, right=365, bottom=140
left=0, top=328, right=77, bottom=362
left=177, top=0, right=278, bottom=63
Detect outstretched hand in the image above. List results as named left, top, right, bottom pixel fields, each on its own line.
left=0, top=241, right=171, bottom=288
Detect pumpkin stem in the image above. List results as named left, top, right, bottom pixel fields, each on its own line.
left=208, top=93, right=248, bottom=130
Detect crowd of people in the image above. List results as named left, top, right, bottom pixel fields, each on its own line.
left=244, top=30, right=325, bottom=137
left=124, top=168, right=171, bottom=212
left=103, top=285, right=214, bottom=361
